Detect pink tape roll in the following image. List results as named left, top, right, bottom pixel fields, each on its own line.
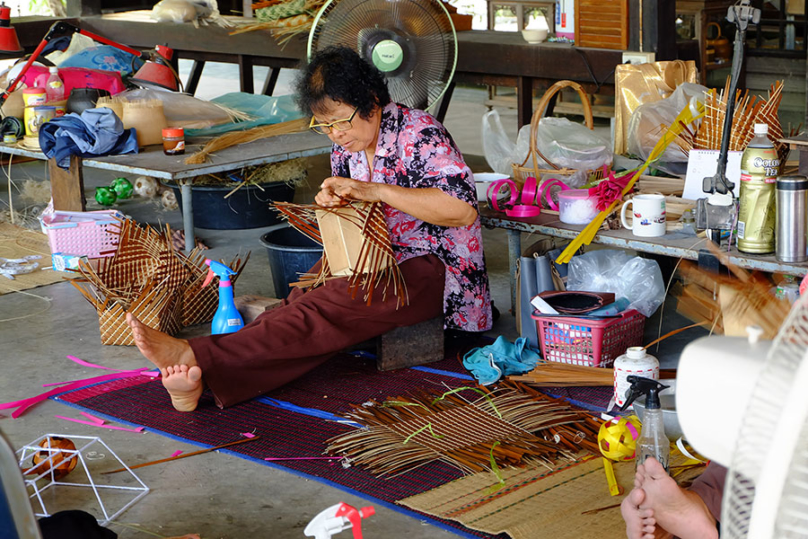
left=506, top=204, right=542, bottom=218
left=520, top=176, right=538, bottom=206
left=487, top=179, right=518, bottom=213
left=537, top=178, right=571, bottom=211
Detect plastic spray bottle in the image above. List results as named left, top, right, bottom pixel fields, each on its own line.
left=620, top=375, right=670, bottom=472
left=202, top=259, right=244, bottom=335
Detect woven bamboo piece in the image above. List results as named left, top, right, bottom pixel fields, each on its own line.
left=71, top=218, right=249, bottom=345
left=326, top=382, right=602, bottom=478
left=273, top=201, right=407, bottom=307
left=512, top=80, right=608, bottom=189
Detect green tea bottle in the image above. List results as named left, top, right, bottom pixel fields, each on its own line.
left=738, top=123, right=780, bottom=254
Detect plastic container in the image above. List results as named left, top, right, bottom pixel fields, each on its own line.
left=162, top=127, right=185, bottom=155
left=39, top=210, right=123, bottom=258
left=260, top=224, right=323, bottom=298
left=532, top=309, right=645, bottom=367
left=22, top=87, right=47, bottom=107
left=558, top=189, right=598, bottom=225
left=168, top=181, right=295, bottom=230
left=614, top=346, right=659, bottom=407
left=45, top=67, right=65, bottom=103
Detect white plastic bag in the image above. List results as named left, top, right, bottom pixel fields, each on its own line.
left=481, top=109, right=518, bottom=176
left=627, top=82, right=707, bottom=175
left=566, top=250, right=665, bottom=317
left=535, top=117, right=612, bottom=172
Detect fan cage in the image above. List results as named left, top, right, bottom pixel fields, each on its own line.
left=307, top=0, right=457, bottom=112
left=722, top=296, right=808, bottom=539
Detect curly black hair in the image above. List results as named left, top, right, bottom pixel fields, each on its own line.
left=295, top=46, right=391, bottom=120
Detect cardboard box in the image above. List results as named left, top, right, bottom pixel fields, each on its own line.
left=315, top=206, right=393, bottom=277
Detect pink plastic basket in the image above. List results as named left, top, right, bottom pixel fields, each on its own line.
left=40, top=210, right=123, bottom=258
left=532, top=309, right=645, bottom=368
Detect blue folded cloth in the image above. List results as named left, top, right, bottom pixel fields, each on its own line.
left=462, top=336, right=540, bottom=385
left=39, top=108, right=139, bottom=168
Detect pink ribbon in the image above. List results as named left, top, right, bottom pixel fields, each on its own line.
left=487, top=179, right=519, bottom=213
left=520, top=176, right=538, bottom=206
left=506, top=205, right=542, bottom=218
left=264, top=456, right=342, bottom=462
left=54, top=415, right=145, bottom=433
left=537, top=178, right=571, bottom=211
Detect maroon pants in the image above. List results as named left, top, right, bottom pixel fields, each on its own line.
left=689, top=462, right=727, bottom=524
left=189, top=254, right=445, bottom=408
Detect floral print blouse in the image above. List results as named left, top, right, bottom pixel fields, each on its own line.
left=330, top=102, right=492, bottom=332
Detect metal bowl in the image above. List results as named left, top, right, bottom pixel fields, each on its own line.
left=632, top=380, right=683, bottom=441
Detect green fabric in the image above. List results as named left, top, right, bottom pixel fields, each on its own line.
left=185, top=92, right=305, bottom=137
left=255, top=0, right=305, bottom=22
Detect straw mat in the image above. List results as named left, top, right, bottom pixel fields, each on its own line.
left=0, top=222, right=68, bottom=295
left=400, top=457, right=632, bottom=539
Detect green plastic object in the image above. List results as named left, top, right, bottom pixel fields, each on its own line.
left=111, top=177, right=134, bottom=199
left=95, top=186, right=117, bottom=206
left=371, top=40, right=404, bottom=72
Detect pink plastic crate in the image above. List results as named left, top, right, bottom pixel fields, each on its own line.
left=40, top=210, right=123, bottom=258
left=532, top=309, right=645, bottom=368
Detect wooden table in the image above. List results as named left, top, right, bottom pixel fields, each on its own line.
left=0, top=132, right=331, bottom=252
left=480, top=205, right=808, bottom=311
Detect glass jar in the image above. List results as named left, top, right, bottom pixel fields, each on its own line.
left=162, top=127, right=185, bottom=155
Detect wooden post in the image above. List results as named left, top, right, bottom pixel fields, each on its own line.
left=48, top=156, right=86, bottom=212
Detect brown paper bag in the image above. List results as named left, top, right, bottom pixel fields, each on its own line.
left=614, top=60, right=698, bottom=156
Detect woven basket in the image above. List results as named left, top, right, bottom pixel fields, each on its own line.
left=512, top=80, right=607, bottom=190
left=71, top=218, right=248, bottom=346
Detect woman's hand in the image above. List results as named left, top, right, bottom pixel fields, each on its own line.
left=315, top=177, right=383, bottom=207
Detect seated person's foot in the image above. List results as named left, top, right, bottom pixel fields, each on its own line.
left=637, top=458, right=718, bottom=539
left=162, top=365, right=204, bottom=412
left=126, top=313, right=197, bottom=374
left=622, top=486, right=670, bottom=539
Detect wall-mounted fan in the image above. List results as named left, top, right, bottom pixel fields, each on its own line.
left=307, top=0, right=457, bottom=112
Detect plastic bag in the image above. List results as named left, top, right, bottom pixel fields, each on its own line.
left=113, top=88, right=242, bottom=129
left=482, top=110, right=612, bottom=185
left=627, top=82, right=707, bottom=175
left=566, top=250, right=665, bottom=317
left=151, top=0, right=230, bottom=27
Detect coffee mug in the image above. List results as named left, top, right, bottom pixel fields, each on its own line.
left=621, top=194, right=666, bottom=237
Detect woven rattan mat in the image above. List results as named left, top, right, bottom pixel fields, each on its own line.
left=400, top=457, right=634, bottom=539
left=0, top=223, right=68, bottom=295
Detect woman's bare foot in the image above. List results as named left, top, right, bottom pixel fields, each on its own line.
left=162, top=365, right=204, bottom=412
left=637, top=458, right=718, bottom=539
left=126, top=313, right=197, bottom=374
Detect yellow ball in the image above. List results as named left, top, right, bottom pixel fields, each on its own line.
left=598, top=416, right=641, bottom=462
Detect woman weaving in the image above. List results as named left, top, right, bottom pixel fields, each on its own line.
left=125, top=46, right=492, bottom=412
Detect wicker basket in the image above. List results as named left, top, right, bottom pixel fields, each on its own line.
left=512, top=80, right=607, bottom=191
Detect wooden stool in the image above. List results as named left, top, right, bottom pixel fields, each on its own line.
left=376, top=316, right=444, bottom=371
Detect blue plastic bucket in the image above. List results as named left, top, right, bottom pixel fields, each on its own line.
left=260, top=224, right=323, bottom=298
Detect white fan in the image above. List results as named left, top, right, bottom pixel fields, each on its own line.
left=677, top=294, right=808, bottom=538
left=307, top=0, right=457, bottom=112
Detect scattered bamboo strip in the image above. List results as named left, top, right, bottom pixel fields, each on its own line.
left=102, top=436, right=260, bottom=474
left=184, top=117, right=309, bottom=164
left=510, top=362, right=676, bottom=387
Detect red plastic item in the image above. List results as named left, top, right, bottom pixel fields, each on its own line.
left=334, top=503, right=375, bottom=539
left=0, top=4, right=21, bottom=53
left=532, top=309, right=645, bottom=368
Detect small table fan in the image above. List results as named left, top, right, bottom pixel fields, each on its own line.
left=677, top=294, right=808, bottom=538
left=307, top=0, right=457, bottom=112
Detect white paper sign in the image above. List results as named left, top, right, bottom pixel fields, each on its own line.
left=683, top=149, right=742, bottom=200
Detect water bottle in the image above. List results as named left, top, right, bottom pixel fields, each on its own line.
left=45, top=67, right=65, bottom=103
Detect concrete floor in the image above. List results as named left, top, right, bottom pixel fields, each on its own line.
left=0, top=63, right=701, bottom=538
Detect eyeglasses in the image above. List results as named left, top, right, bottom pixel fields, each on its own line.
left=309, top=107, right=359, bottom=135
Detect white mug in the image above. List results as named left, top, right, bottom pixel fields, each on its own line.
left=621, top=194, right=666, bottom=237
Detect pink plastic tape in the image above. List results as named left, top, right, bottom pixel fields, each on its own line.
left=537, top=179, right=571, bottom=211
left=520, top=176, right=538, bottom=206
left=487, top=179, right=518, bottom=213
left=506, top=205, right=542, bottom=218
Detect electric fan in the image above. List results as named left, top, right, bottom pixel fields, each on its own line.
left=307, top=0, right=457, bottom=112
left=677, top=294, right=808, bottom=538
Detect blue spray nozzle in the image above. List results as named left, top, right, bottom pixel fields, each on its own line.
left=203, top=259, right=236, bottom=288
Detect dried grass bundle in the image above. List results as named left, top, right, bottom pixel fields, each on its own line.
left=326, top=383, right=603, bottom=478
left=273, top=201, right=407, bottom=307
left=71, top=218, right=249, bottom=345
left=184, top=117, right=309, bottom=164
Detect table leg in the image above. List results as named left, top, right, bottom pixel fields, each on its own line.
left=180, top=182, right=195, bottom=254
left=507, top=228, right=521, bottom=314
left=48, top=156, right=86, bottom=211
